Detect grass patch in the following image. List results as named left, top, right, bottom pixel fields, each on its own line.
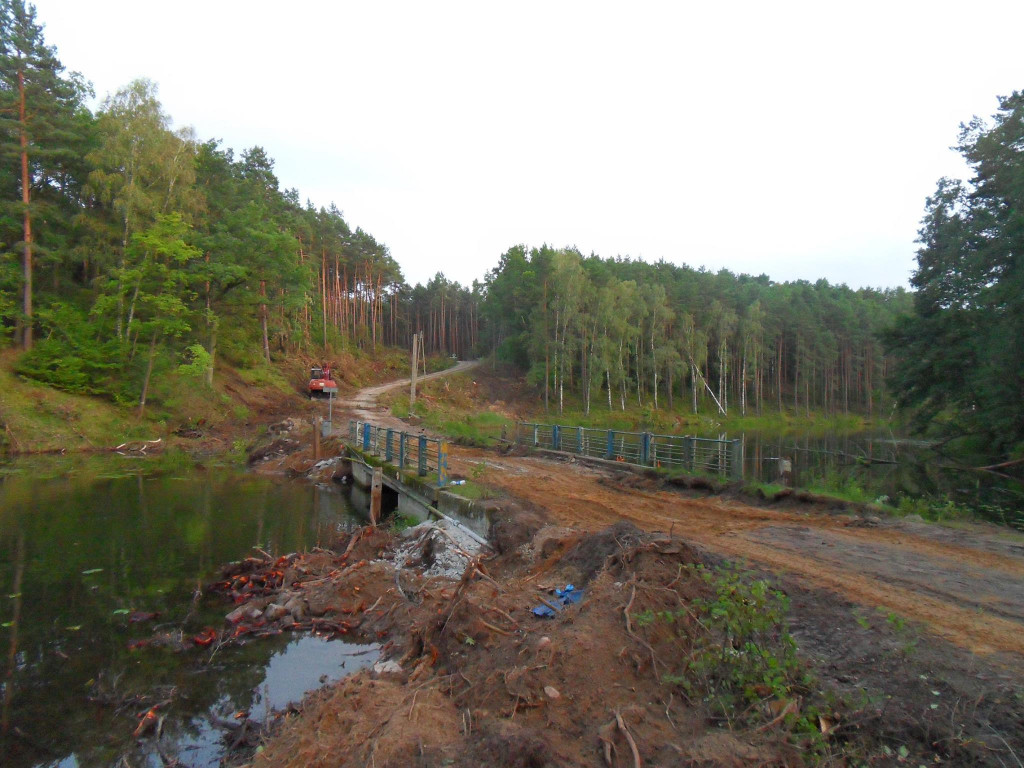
left=236, top=364, right=294, bottom=396
left=548, top=405, right=882, bottom=437
left=445, top=480, right=494, bottom=500
left=388, top=512, right=420, bottom=532
left=430, top=412, right=510, bottom=446
left=0, top=352, right=150, bottom=453
left=743, top=480, right=788, bottom=498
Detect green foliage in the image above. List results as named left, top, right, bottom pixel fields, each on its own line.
left=388, top=513, right=419, bottom=532
left=227, top=439, right=248, bottom=463
left=689, top=567, right=802, bottom=709
left=806, top=470, right=872, bottom=504
left=483, top=245, right=909, bottom=422
left=445, top=480, right=493, bottom=500
left=894, top=495, right=968, bottom=522
left=14, top=303, right=126, bottom=397
left=149, top=446, right=195, bottom=474
left=885, top=92, right=1024, bottom=458
left=430, top=411, right=509, bottom=446
left=652, top=566, right=804, bottom=721
left=176, top=344, right=212, bottom=380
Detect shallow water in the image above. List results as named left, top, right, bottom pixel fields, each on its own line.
left=716, top=428, right=1024, bottom=526
left=0, top=458, right=369, bottom=768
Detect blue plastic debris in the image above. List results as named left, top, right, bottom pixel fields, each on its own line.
left=532, top=584, right=585, bottom=618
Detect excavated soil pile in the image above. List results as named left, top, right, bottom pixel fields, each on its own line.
left=183, top=504, right=1024, bottom=767
left=247, top=520, right=823, bottom=768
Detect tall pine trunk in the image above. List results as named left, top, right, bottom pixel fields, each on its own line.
left=260, top=280, right=271, bottom=363
left=18, top=70, right=32, bottom=350
left=138, top=332, right=160, bottom=417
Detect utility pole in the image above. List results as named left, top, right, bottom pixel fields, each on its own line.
left=410, top=332, right=419, bottom=407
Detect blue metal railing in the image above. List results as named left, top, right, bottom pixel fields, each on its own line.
left=347, top=421, right=450, bottom=487
left=515, top=422, right=743, bottom=480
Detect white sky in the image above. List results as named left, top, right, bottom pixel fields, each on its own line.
left=32, top=0, right=1024, bottom=290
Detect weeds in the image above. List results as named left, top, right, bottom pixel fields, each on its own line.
left=388, top=513, right=419, bottom=532
left=150, top=447, right=196, bottom=474
left=648, top=565, right=807, bottom=724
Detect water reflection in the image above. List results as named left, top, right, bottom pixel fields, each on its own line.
left=0, top=462, right=365, bottom=768
left=721, top=429, right=1023, bottom=526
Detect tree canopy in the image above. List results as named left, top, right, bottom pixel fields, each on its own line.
left=885, top=93, right=1024, bottom=457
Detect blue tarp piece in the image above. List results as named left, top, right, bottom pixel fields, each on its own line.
left=532, top=584, right=584, bottom=618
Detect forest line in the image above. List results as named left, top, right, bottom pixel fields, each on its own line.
left=4, top=0, right=1022, bottom=459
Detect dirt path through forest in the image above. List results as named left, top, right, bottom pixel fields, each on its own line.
left=337, top=359, right=479, bottom=425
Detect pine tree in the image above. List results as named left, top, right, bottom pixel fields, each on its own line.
left=0, top=0, right=85, bottom=348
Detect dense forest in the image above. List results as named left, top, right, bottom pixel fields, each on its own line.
left=4, top=0, right=1022, bottom=460
left=0, top=0, right=482, bottom=411
left=0, top=0, right=909, bottom=421
left=885, top=92, right=1024, bottom=456
left=483, top=248, right=910, bottom=418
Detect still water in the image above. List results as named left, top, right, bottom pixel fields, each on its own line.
left=723, top=429, right=1024, bottom=528
left=0, top=457, right=369, bottom=768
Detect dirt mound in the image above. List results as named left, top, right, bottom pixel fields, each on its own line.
left=252, top=521, right=812, bottom=768
left=254, top=675, right=461, bottom=767
left=560, top=520, right=645, bottom=582
left=488, top=500, right=549, bottom=555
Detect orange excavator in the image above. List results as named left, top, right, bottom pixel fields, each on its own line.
left=309, top=364, right=338, bottom=399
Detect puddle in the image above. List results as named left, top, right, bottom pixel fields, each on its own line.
left=167, top=636, right=380, bottom=768
left=37, top=635, right=379, bottom=768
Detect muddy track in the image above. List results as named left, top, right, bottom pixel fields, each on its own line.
left=339, top=377, right=1024, bottom=665
left=450, top=449, right=1024, bottom=663
left=340, top=359, right=479, bottom=424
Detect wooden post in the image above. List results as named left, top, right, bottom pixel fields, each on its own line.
left=313, top=415, right=321, bottom=460
left=410, top=333, right=419, bottom=407
left=370, top=467, right=383, bottom=526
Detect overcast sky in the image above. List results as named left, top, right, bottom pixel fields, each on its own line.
left=32, top=0, right=1024, bottom=290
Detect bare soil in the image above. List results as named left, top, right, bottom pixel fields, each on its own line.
left=231, top=371, right=1024, bottom=767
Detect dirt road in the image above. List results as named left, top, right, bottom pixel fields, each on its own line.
left=341, top=375, right=1024, bottom=665
left=339, top=359, right=479, bottom=424
left=451, top=450, right=1024, bottom=660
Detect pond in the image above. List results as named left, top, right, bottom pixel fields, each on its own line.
left=0, top=456, right=370, bottom=768
left=719, top=428, right=1024, bottom=528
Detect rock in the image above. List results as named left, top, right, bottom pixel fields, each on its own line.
left=226, top=605, right=253, bottom=624
left=264, top=603, right=288, bottom=622
left=284, top=597, right=307, bottom=620
left=543, top=686, right=561, bottom=700
left=225, top=606, right=244, bottom=626
left=537, top=636, right=552, bottom=651
left=373, top=660, right=403, bottom=675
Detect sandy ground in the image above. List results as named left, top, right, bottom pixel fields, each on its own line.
left=341, top=359, right=480, bottom=424
left=444, top=448, right=1024, bottom=664
left=230, top=370, right=1024, bottom=766
left=337, top=368, right=1024, bottom=666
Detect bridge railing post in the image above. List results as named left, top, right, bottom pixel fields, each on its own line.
left=552, top=425, right=561, bottom=452
left=418, top=435, right=428, bottom=477
left=606, top=430, right=614, bottom=460
left=729, top=438, right=744, bottom=481
left=385, top=429, right=394, bottom=462
left=438, top=441, right=449, bottom=487
left=399, top=432, right=406, bottom=471
left=362, top=423, right=371, bottom=452
left=641, top=432, right=651, bottom=466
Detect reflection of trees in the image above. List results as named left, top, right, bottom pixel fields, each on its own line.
left=2, top=530, right=25, bottom=735
left=0, top=468, right=363, bottom=768
left=728, top=429, right=1022, bottom=521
